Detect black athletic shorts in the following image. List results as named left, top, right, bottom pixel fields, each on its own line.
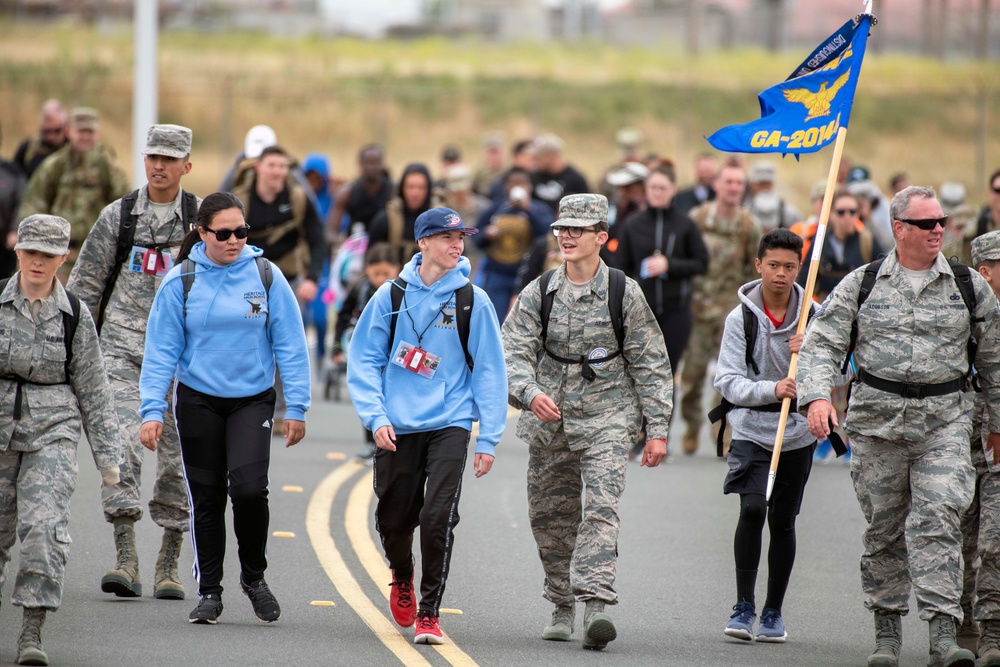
left=723, top=439, right=815, bottom=516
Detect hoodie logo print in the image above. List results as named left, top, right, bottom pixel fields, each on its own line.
left=436, top=298, right=458, bottom=330
left=245, top=290, right=267, bottom=319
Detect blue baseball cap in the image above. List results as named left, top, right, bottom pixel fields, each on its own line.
left=414, top=207, right=479, bottom=241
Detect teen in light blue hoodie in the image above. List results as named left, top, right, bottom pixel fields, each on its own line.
left=347, top=207, right=507, bottom=644
left=138, top=192, right=310, bottom=626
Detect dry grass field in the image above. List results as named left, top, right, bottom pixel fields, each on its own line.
left=1, top=19, right=998, bottom=208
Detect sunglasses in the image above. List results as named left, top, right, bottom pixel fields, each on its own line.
left=834, top=208, right=858, bottom=216
left=552, top=226, right=597, bottom=238
left=203, top=225, right=251, bottom=241
left=898, top=216, right=948, bottom=231
left=992, top=186, right=1000, bottom=194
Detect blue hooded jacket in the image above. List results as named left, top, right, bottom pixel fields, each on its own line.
left=139, top=242, right=311, bottom=423
left=347, top=254, right=508, bottom=456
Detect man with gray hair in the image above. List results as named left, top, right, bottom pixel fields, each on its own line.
left=12, top=99, right=68, bottom=180
left=797, top=185, right=1000, bottom=667
left=531, top=133, right=590, bottom=215
left=68, top=124, right=199, bottom=603
left=503, top=193, right=672, bottom=651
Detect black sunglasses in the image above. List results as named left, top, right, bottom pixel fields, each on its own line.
left=203, top=225, right=250, bottom=241
left=897, top=216, right=948, bottom=231
left=834, top=208, right=858, bottom=216
left=992, top=186, right=1000, bottom=194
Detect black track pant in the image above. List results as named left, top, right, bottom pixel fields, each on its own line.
left=373, top=426, right=470, bottom=615
left=175, top=382, right=275, bottom=597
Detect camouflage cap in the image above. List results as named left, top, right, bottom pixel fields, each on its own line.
left=971, top=231, right=1000, bottom=267
left=555, top=193, right=609, bottom=228
left=69, top=107, right=99, bottom=130
left=14, top=214, right=71, bottom=255
left=142, top=124, right=192, bottom=159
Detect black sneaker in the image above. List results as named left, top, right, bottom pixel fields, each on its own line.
left=241, top=576, right=281, bottom=623
left=188, top=594, right=223, bottom=624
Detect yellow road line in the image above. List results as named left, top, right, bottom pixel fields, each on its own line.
left=305, top=461, right=434, bottom=667
left=346, top=470, right=480, bottom=667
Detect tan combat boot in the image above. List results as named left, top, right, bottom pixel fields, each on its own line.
left=154, top=529, right=185, bottom=600
left=927, top=614, right=975, bottom=667
left=17, top=607, right=48, bottom=666
left=868, top=610, right=902, bottom=667
left=101, top=520, right=141, bottom=597
left=681, top=427, right=699, bottom=455
left=582, top=600, right=616, bottom=651
left=542, top=603, right=575, bottom=641
left=956, top=612, right=979, bottom=655
left=979, top=620, right=1000, bottom=667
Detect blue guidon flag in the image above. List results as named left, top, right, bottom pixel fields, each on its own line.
left=707, top=13, right=874, bottom=155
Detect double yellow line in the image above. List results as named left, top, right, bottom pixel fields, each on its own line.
left=305, top=460, right=478, bottom=667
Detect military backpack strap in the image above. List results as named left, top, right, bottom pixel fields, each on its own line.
left=62, top=289, right=81, bottom=381
left=607, top=268, right=627, bottom=364
left=742, top=303, right=760, bottom=376
left=96, top=189, right=140, bottom=333
left=181, top=258, right=196, bottom=320
left=842, top=257, right=885, bottom=373
left=455, top=282, right=475, bottom=373
left=387, top=279, right=408, bottom=363
left=948, top=259, right=981, bottom=389
left=859, top=229, right=874, bottom=264
left=539, top=269, right=556, bottom=347
left=254, top=256, right=273, bottom=329
left=181, top=191, right=199, bottom=232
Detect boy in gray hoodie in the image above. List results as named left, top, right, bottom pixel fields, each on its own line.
left=714, top=228, right=817, bottom=644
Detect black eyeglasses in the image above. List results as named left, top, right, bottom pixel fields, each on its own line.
left=203, top=225, right=250, bottom=241
left=834, top=208, right=858, bottom=216
left=897, top=216, right=948, bottom=231
left=552, top=226, right=597, bottom=238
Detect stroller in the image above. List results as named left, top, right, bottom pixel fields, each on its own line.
left=322, top=328, right=352, bottom=402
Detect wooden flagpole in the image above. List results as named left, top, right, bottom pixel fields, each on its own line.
left=765, top=125, right=850, bottom=501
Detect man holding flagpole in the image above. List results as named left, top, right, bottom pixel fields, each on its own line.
left=797, top=186, right=1000, bottom=667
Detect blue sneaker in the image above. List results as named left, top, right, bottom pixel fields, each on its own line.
left=756, top=607, right=787, bottom=643
left=813, top=438, right=834, bottom=464
left=725, top=601, right=757, bottom=641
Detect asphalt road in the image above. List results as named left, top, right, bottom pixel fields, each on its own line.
left=0, top=377, right=945, bottom=666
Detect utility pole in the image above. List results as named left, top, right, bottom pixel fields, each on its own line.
left=132, top=0, right=157, bottom=188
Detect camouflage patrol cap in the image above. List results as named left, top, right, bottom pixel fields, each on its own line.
left=555, top=194, right=609, bottom=228
left=971, top=231, right=1000, bottom=268
left=143, top=124, right=192, bottom=159
left=14, top=214, right=71, bottom=255
left=69, top=107, right=99, bottom=130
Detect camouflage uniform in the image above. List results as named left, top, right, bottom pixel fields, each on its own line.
left=0, top=218, right=122, bottom=610
left=67, top=182, right=197, bottom=532
left=19, top=143, right=130, bottom=273
left=680, top=202, right=761, bottom=449
left=963, top=233, right=1000, bottom=634
left=796, top=250, right=1000, bottom=622
left=503, top=195, right=673, bottom=607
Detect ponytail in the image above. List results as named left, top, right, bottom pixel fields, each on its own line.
left=176, top=191, right=246, bottom=263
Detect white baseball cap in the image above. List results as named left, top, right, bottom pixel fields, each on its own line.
left=244, top=125, right=277, bottom=160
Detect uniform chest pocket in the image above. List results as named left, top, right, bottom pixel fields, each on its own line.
left=41, top=337, right=67, bottom=363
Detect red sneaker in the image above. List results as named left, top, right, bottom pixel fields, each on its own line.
left=414, top=610, right=444, bottom=645
left=389, top=573, right=416, bottom=628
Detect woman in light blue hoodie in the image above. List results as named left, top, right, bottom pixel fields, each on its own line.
left=138, top=192, right=310, bottom=626
left=347, top=207, right=507, bottom=645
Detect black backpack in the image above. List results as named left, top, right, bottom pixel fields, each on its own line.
left=0, top=278, right=81, bottom=419
left=180, top=257, right=273, bottom=328
left=387, top=280, right=475, bottom=373
left=97, top=189, right=198, bottom=332
left=843, top=257, right=979, bottom=380
left=538, top=267, right=627, bottom=381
